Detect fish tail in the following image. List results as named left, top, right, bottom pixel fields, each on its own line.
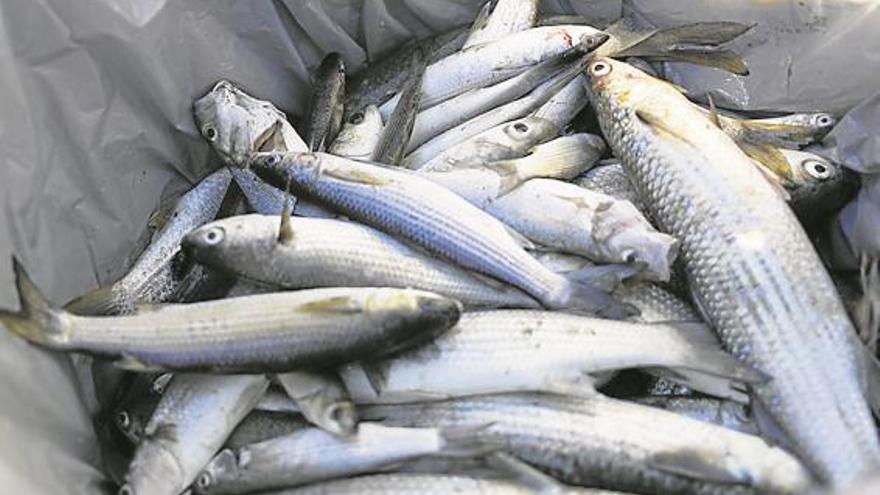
left=437, top=423, right=503, bottom=457
left=63, top=285, right=120, bottom=316
left=616, top=23, right=752, bottom=75
left=0, top=257, right=67, bottom=348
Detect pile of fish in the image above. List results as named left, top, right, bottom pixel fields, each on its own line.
left=3, top=1, right=878, bottom=494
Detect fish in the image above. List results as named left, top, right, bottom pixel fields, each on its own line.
left=584, top=56, right=880, bottom=486
left=193, top=80, right=307, bottom=166
left=229, top=168, right=336, bottom=218
left=119, top=374, right=269, bottom=495
left=416, top=116, right=557, bottom=173
left=407, top=48, right=574, bottom=152
left=345, top=27, right=469, bottom=118
left=403, top=55, right=587, bottom=169
left=710, top=110, right=837, bottom=149
left=371, top=50, right=426, bottom=165
left=376, top=26, right=609, bottom=115
left=305, top=53, right=345, bottom=152
left=531, top=74, right=588, bottom=130
left=250, top=152, right=628, bottom=317
left=224, top=410, right=310, bottom=450
left=0, top=259, right=461, bottom=372
left=574, top=160, right=646, bottom=212
left=483, top=179, right=677, bottom=281
left=340, top=310, right=763, bottom=403
left=192, top=423, right=492, bottom=494
left=777, top=148, right=859, bottom=226
left=183, top=214, right=539, bottom=309
left=631, top=396, right=759, bottom=436
left=328, top=105, right=384, bottom=161
left=463, top=0, right=539, bottom=49
left=361, top=393, right=810, bottom=494
left=275, top=370, right=357, bottom=436
left=64, top=169, right=233, bottom=316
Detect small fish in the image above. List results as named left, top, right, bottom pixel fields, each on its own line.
left=64, top=169, right=233, bottom=316
left=183, top=214, right=538, bottom=309
left=275, top=370, right=357, bottom=437
left=712, top=110, right=837, bottom=149
left=119, top=374, right=269, bottom=495
left=194, top=80, right=307, bottom=166
left=463, top=0, right=539, bottom=49
left=632, top=396, right=759, bottom=436
left=328, top=105, right=384, bottom=161
left=305, top=53, right=346, bottom=152
left=192, top=423, right=492, bottom=494
left=250, top=152, right=628, bottom=317
left=1, top=259, right=461, bottom=373
left=340, top=310, right=763, bottom=403
left=361, top=394, right=810, bottom=494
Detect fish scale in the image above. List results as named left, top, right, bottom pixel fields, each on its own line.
left=585, top=57, right=879, bottom=486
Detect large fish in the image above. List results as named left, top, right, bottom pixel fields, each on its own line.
left=64, top=169, right=233, bottom=315
left=183, top=214, right=538, bottom=309
left=0, top=259, right=461, bottom=373
left=361, top=394, right=810, bottom=494
left=250, top=152, right=627, bottom=316
left=584, top=56, right=879, bottom=486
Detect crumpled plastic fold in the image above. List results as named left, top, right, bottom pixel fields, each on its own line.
left=0, top=1, right=877, bottom=493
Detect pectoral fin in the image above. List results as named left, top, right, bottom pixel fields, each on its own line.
left=297, top=296, right=362, bottom=314
left=650, top=449, right=748, bottom=485
left=322, top=164, right=390, bottom=186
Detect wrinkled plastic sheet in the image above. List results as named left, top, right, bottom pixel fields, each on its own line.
left=1, top=1, right=878, bottom=493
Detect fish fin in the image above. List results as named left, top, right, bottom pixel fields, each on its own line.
left=566, top=280, right=639, bottom=320
left=737, top=143, right=794, bottom=200
left=649, top=449, right=749, bottom=485
left=855, top=254, right=880, bottom=349
left=372, top=49, right=426, bottom=165
left=706, top=93, right=722, bottom=129
left=254, top=121, right=282, bottom=153
left=485, top=453, right=567, bottom=492
left=635, top=108, right=696, bottom=149
left=278, top=193, right=295, bottom=244
left=147, top=198, right=178, bottom=235
left=145, top=422, right=178, bottom=443
left=737, top=120, right=817, bottom=148
left=63, top=285, right=119, bottom=316
left=438, top=423, right=503, bottom=457
left=358, top=361, right=388, bottom=397
left=297, top=296, right=362, bottom=314
left=564, top=263, right=641, bottom=292
left=648, top=22, right=753, bottom=46
left=113, top=353, right=164, bottom=372
left=642, top=49, right=749, bottom=76
left=647, top=367, right=750, bottom=403
left=751, top=393, right=797, bottom=449
left=322, top=164, right=390, bottom=186
left=483, top=159, right=526, bottom=197
left=664, top=322, right=769, bottom=384
left=0, top=257, right=66, bottom=347
left=544, top=373, right=598, bottom=398
left=502, top=224, right=537, bottom=250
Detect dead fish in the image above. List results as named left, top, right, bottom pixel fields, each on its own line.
left=328, top=105, right=384, bottom=161
left=275, top=370, right=357, bottom=436
left=463, top=0, right=539, bottom=49
left=305, top=53, right=346, bottom=152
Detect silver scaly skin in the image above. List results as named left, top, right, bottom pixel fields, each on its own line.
left=575, top=161, right=646, bottom=212
left=463, top=0, right=539, bottom=49
left=584, top=56, right=879, bottom=486
left=360, top=394, right=810, bottom=495
left=249, top=152, right=624, bottom=316
left=64, top=168, right=232, bottom=316
left=184, top=214, right=538, bottom=309
left=631, top=396, right=758, bottom=436
left=119, top=374, right=269, bottom=495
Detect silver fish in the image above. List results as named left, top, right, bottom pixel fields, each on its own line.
left=531, top=74, right=588, bottom=130
left=361, top=394, right=810, bottom=494
left=194, top=80, right=307, bottom=165
left=328, top=105, right=384, bottom=161
left=275, top=370, right=357, bottom=436
left=119, top=374, right=269, bottom=495
left=0, top=261, right=461, bottom=373
left=249, top=152, right=626, bottom=316
left=229, top=168, right=335, bottom=218
left=631, top=396, right=758, bottom=436
left=64, top=169, right=233, bottom=316
left=585, top=56, right=879, bottom=485
left=224, top=410, right=309, bottom=450
left=305, top=53, right=345, bottom=152
left=463, top=0, right=539, bottom=49
left=183, top=214, right=538, bottom=309
left=778, top=148, right=859, bottom=226
left=193, top=423, right=490, bottom=494
left=340, top=310, right=762, bottom=403
left=574, top=161, right=646, bottom=212
left=712, top=110, right=837, bottom=149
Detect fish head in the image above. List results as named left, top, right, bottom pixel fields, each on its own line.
left=250, top=151, right=321, bottom=188
left=191, top=448, right=240, bottom=495
left=782, top=149, right=859, bottom=221
left=365, top=289, right=463, bottom=357
left=331, top=105, right=383, bottom=157
left=182, top=215, right=279, bottom=270
left=807, top=112, right=836, bottom=135
left=121, top=435, right=186, bottom=495
left=501, top=117, right=557, bottom=146
left=592, top=200, right=679, bottom=282
left=194, top=81, right=290, bottom=165
left=584, top=57, right=668, bottom=115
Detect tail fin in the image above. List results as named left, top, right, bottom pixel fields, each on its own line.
left=438, top=423, right=502, bottom=457
left=63, top=285, right=122, bottom=316
left=0, top=257, right=66, bottom=348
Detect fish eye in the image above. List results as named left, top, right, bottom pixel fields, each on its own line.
left=266, top=154, right=281, bottom=166
left=513, top=122, right=529, bottom=133
left=590, top=61, right=611, bottom=77
left=203, top=227, right=225, bottom=245
left=815, top=115, right=833, bottom=127
left=349, top=112, right=364, bottom=124
left=116, top=411, right=131, bottom=429
left=118, top=484, right=134, bottom=495
left=203, top=125, right=218, bottom=141
left=803, top=159, right=832, bottom=180
left=196, top=472, right=213, bottom=489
